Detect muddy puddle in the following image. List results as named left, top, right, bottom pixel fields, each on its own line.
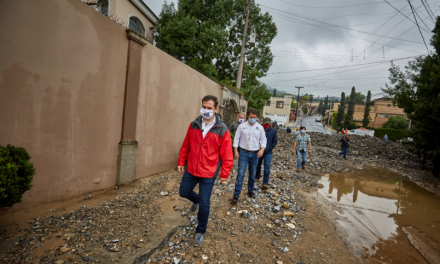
left=318, top=166, right=440, bottom=263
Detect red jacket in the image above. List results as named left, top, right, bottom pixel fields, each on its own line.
left=178, top=116, right=233, bottom=179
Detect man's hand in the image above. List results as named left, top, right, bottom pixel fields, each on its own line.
left=308, top=149, right=312, bottom=155
left=220, top=178, right=228, bottom=185
left=291, top=148, right=296, bottom=155
left=177, top=166, right=185, bottom=174
left=257, top=149, right=264, bottom=158
left=234, top=150, right=239, bottom=160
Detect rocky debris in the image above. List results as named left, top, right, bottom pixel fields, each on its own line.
left=1, top=130, right=436, bottom=263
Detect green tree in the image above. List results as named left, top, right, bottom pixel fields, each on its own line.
left=345, top=87, right=356, bottom=128
left=322, top=96, right=329, bottom=117
left=362, top=90, right=372, bottom=127
left=291, top=100, right=297, bottom=109
left=382, top=16, right=440, bottom=176
left=309, top=94, right=314, bottom=104
left=273, top=88, right=277, bottom=97
left=336, top=92, right=346, bottom=128
left=346, top=92, right=366, bottom=103
left=241, top=81, right=271, bottom=114
left=317, top=101, right=323, bottom=115
left=302, top=105, right=309, bottom=115
left=154, top=0, right=277, bottom=85
left=381, top=116, right=409, bottom=130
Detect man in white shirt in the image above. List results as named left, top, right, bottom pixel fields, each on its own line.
left=231, top=109, right=267, bottom=204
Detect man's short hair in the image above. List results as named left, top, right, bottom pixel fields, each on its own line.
left=238, top=113, right=245, bottom=117
left=202, top=95, right=218, bottom=108
left=300, top=126, right=306, bottom=130
left=248, top=109, right=258, bottom=116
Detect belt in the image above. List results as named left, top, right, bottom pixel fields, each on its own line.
left=240, top=148, right=259, bottom=153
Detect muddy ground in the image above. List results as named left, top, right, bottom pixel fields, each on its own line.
left=1, top=132, right=439, bottom=264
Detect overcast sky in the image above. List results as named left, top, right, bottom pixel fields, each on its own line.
left=143, top=0, right=438, bottom=99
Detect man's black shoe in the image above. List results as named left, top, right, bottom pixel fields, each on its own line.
left=231, top=196, right=239, bottom=205
left=248, top=192, right=255, bottom=198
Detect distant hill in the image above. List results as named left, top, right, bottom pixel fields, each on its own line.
left=266, top=86, right=289, bottom=97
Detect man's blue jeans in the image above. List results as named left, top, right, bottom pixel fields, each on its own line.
left=233, top=149, right=258, bottom=198
left=256, top=153, right=273, bottom=185
left=179, top=170, right=216, bottom=234
left=339, top=147, right=348, bottom=159
left=297, top=149, right=308, bottom=169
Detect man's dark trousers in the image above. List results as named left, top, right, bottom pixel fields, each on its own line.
left=179, top=170, right=216, bottom=234
left=256, top=153, right=273, bottom=185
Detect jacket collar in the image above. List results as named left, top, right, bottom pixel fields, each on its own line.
left=194, top=115, right=221, bottom=129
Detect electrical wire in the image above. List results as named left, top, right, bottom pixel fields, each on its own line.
left=421, top=0, right=436, bottom=21
left=382, top=0, right=431, bottom=32
left=408, top=0, right=430, bottom=53
left=261, top=5, right=426, bottom=43
left=275, top=0, right=408, bottom=9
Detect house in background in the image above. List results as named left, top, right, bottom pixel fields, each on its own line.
left=333, top=97, right=406, bottom=128
left=86, top=0, right=158, bottom=43
left=263, top=94, right=293, bottom=125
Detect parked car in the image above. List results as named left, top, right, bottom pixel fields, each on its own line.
left=315, top=117, right=321, bottom=122
left=347, top=130, right=356, bottom=135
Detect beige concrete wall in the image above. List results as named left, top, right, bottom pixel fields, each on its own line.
left=135, top=45, right=221, bottom=179
left=0, top=0, right=128, bottom=209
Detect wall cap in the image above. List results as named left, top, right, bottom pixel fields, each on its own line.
left=126, top=29, right=149, bottom=46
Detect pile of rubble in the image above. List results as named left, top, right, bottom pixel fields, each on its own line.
left=2, top=131, right=437, bottom=264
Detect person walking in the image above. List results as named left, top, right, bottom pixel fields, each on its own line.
left=229, top=113, right=246, bottom=136
left=232, top=109, right=267, bottom=204
left=384, top=134, right=388, bottom=141
left=255, top=118, right=278, bottom=189
left=286, top=127, right=292, bottom=133
left=178, top=95, right=233, bottom=247
left=339, top=135, right=350, bottom=159
left=291, top=126, right=312, bottom=172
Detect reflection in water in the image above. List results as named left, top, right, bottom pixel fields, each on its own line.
left=319, top=169, right=440, bottom=263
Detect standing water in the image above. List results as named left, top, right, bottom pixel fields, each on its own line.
left=318, top=166, right=440, bottom=263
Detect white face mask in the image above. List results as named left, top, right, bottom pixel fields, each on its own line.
left=238, top=118, right=245, bottom=123
left=200, top=108, right=214, bottom=119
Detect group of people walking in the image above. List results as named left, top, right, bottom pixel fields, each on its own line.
left=176, top=95, right=315, bottom=246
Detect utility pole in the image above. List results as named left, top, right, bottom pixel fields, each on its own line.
left=236, top=0, right=251, bottom=90
left=295, top=86, right=303, bottom=123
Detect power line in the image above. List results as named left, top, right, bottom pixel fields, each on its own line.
left=261, top=5, right=426, bottom=44
left=382, top=0, right=431, bottom=33
left=408, top=0, right=430, bottom=53
left=302, top=4, right=436, bottom=88
left=422, top=0, right=436, bottom=19
left=421, top=0, right=436, bottom=21
left=267, top=56, right=417, bottom=75
left=275, top=0, right=408, bottom=9
left=265, top=9, right=425, bottom=54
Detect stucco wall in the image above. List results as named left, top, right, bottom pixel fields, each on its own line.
left=135, top=45, right=221, bottom=179
left=0, top=0, right=128, bottom=208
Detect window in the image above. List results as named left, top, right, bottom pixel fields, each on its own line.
left=266, top=100, right=271, bottom=106
left=129, top=17, right=145, bottom=36
left=276, top=101, right=284, bottom=108
left=98, top=0, right=108, bottom=17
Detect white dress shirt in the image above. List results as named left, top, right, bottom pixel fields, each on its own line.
left=201, top=117, right=216, bottom=139
left=233, top=121, right=267, bottom=151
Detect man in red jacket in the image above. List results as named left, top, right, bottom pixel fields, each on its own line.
left=178, top=95, right=233, bottom=247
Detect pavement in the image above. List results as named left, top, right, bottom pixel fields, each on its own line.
left=296, top=116, right=335, bottom=135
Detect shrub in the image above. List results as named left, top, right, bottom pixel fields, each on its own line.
left=372, top=128, right=408, bottom=141
left=382, top=116, right=409, bottom=130
left=0, top=144, right=35, bottom=207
